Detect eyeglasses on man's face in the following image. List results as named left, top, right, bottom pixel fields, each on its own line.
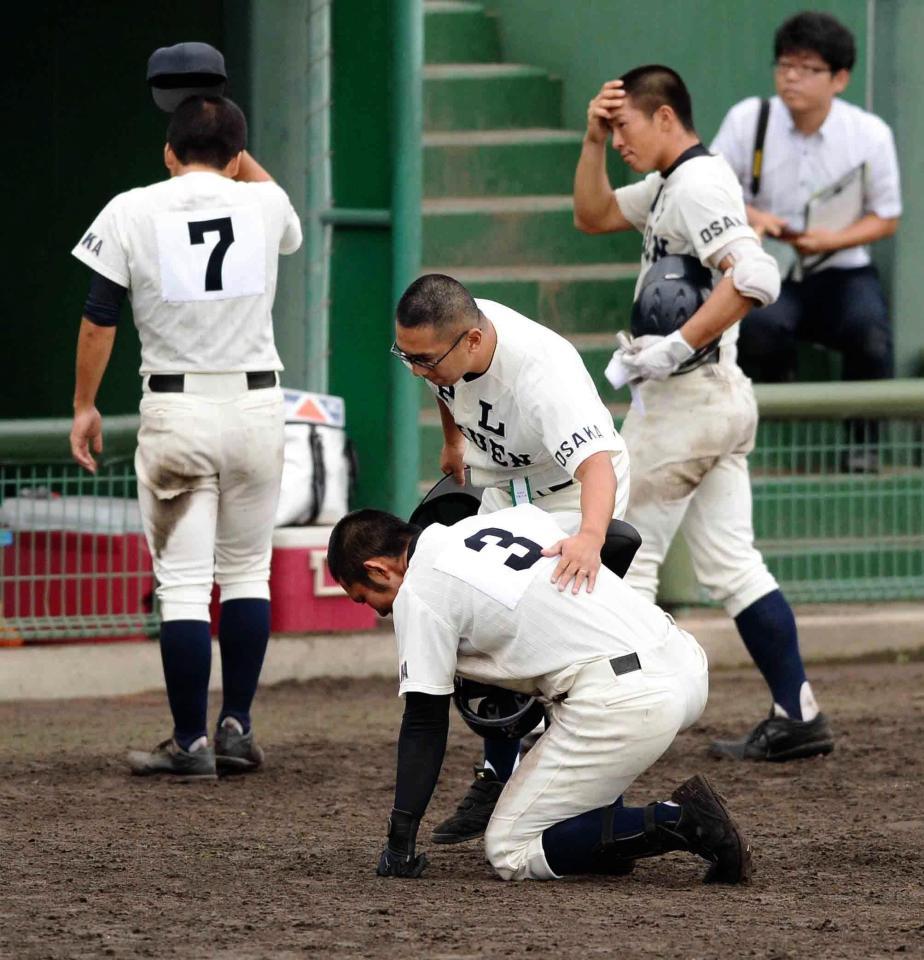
left=773, top=59, right=832, bottom=78
left=389, top=328, right=470, bottom=371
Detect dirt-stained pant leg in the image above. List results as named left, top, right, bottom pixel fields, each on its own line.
left=135, top=393, right=222, bottom=622
left=621, top=365, right=776, bottom=612
left=680, top=453, right=778, bottom=616
left=214, top=389, right=285, bottom=602
left=484, top=634, right=709, bottom=881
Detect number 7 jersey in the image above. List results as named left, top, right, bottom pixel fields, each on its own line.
left=71, top=171, right=302, bottom=374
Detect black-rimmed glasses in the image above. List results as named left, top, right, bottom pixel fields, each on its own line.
left=773, top=60, right=832, bottom=78
left=390, top=328, right=469, bottom=371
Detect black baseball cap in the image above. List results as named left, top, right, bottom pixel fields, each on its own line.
left=147, top=42, right=227, bottom=113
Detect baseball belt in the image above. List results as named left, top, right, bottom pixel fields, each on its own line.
left=147, top=371, right=278, bottom=392
left=552, top=652, right=642, bottom=702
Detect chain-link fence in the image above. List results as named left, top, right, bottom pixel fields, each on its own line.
left=0, top=417, right=156, bottom=644
left=658, top=380, right=924, bottom=606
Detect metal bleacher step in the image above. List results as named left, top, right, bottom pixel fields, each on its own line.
left=424, top=63, right=562, bottom=131
left=423, top=128, right=628, bottom=197
left=422, top=194, right=640, bottom=267
left=424, top=1, right=501, bottom=65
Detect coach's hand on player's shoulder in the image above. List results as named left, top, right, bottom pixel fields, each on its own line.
left=586, top=80, right=626, bottom=144
left=70, top=406, right=103, bottom=474
left=376, top=809, right=429, bottom=879
left=542, top=531, right=603, bottom=595
left=440, top=439, right=466, bottom=486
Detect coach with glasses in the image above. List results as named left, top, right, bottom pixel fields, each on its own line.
left=711, top=11, right=901, bottom=471
left=389, top=273, right=630, bottom=846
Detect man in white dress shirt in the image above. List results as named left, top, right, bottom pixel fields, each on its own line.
left=711, top=10, right=901, bottom=468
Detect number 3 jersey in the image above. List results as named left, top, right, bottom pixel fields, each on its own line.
left=430, top=299, right=628, bottom=492
left=71, top=171, right=302, bottom=374
left=393, top=504, right=679, bottom=701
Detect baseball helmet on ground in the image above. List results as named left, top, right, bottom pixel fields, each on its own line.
left=630, top=254, right=719, bottom=373
left=452, top=677, right=547, bottom=742
left=409, top=468, right=483, bottom=529
left=147, top=42, right=228, bottom=113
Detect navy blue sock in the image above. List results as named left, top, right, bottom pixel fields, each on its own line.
left=483, top=738, right=520, bottom=782
left=218, top=598, right=271, bottom=733
left=734, top=589, right=807, bottom=719
left=160, top=620, right=212, bottom=750
left=542, top=799, right=680, bottom=876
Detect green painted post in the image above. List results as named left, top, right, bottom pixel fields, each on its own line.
left=389, top=0, right=424, bottom=517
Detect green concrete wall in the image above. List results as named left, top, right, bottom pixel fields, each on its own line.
left=5, top=2, right=230, bottom=420
left=486, top=0, right=868, bottom=138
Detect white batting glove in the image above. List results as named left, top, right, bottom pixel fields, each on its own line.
left=604, top=332, right=641, bottom=390
left=620, top=330, right=694, bottom=382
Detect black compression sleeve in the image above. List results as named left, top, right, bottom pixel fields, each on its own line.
left=393, top=692, right=451, bottom=819
left=83, top=270, right=127, bottom=327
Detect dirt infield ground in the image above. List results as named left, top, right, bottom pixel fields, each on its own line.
left=3, top=658, right=923, bottom=960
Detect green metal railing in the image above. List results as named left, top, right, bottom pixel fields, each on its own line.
left=659, top=380, right=924, bottom=606
left=2, top=380, right=924, bottom=641
left=1, top=418, right=157, bottom=643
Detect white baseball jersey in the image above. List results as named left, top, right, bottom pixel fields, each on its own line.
left=428, top=299, right=628, bottom=492
left=711, top=96, right=902, bottom=272
left=393, top=504, right=679, bottom=700
left=71, top=171, right=302, bottom=374
left=615, top=150, right=758, bottom=361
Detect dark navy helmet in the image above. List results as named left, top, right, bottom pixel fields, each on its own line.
left=630, top=254, right=720, bottom=374
left=452, top=677, right=546, bottom=741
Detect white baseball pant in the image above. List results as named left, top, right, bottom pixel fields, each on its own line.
left=484, top=626, right=709, bottom=881
left=134, top=373, right=285, bottom=622
left=620, top=364, right=778, bottom=617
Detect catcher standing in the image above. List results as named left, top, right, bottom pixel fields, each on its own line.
left=328, top=503, right=751, bottom=883
left=573, top=65, right=834, bottom=761
left=391, top=274, right=630, bottom=841
left=69, top=96, right=302, bottom=778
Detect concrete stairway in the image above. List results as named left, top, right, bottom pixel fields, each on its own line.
left=420, top=0, right=634, bottom=490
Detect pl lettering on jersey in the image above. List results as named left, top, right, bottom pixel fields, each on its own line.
left=457, top=424, right=533, bottom=468
left=81, top=231, right=103, bottom=256
left=698, top=215, right=744, bottom=245
left=437, top=385, right=455, bottom=402
left=399, top=660, right=409, bottom=682
left=554, top=424, right=605, bottom=467
left=642, top=227, right=669, bottom=265
left=477, top=400, right=505, bottom=437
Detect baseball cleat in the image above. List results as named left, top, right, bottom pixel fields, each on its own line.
left=670, top=774, right=753, bottom=884
left=214, top=717, right=265, bottom=774
left=709, top=712, right=834, bottom=762
left=126, top=737, right=217, bottom=781
left=431, top=765, right=504, bottom=844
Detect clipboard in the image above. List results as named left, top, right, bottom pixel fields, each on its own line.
left=797, top=163, right=867, bottom=276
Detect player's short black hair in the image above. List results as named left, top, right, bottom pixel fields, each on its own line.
left=327, top=509, right=420, bottom=588
left=774, top=11, right=856, bottom=73
left=167, top=95, right=247, bottom=169
left=619, top=65, right=695, bottom=133
left=396, top=274, right=481, bottom=333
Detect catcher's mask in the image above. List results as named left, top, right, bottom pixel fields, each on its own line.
left=630, top=254, right=719, bottom=374
left=453, top=677, right=547, bottom=741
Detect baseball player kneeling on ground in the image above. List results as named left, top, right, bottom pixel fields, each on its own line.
left=391, top=274, right=631, bottom=843
left=573, top=64, right=834, bottom=761
left=69, top=96, right=302, bottom=779
left=328, top=504, right=752, bottom=883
